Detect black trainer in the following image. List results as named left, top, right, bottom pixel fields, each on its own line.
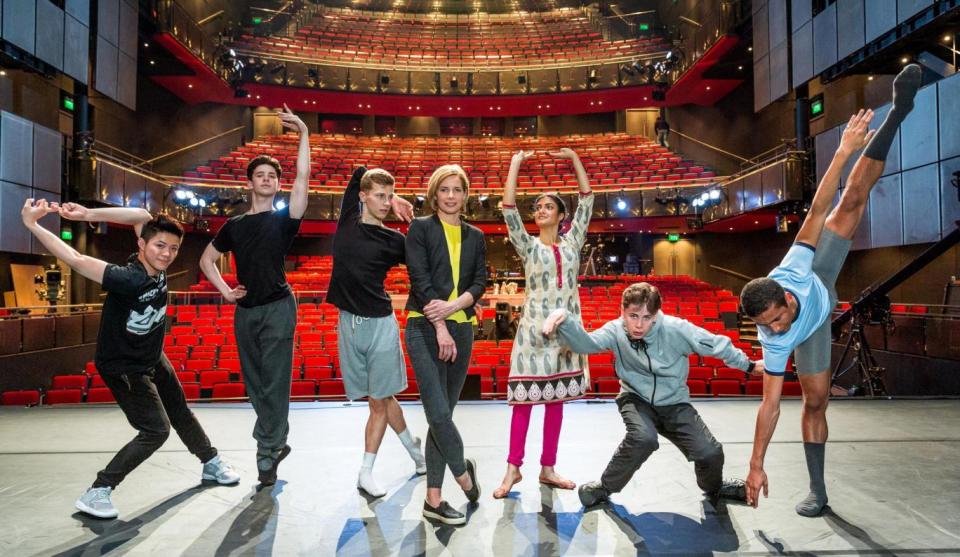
left=258, top=444, right=292, bottom=486
left=463, top=458, right=480, bottom=503
left=709, top=478, right=747, bottom=507
left=422, top=500, right=466, bottom=526
left=578, top=480, right=610, bottom=507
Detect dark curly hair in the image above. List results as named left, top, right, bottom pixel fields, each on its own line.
left=740, top=277, right=787, bottom=317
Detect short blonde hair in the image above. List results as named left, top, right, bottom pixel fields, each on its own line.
left=360, top=168, right=395, bottom=191
left=425, top=165, right=470, bottom=212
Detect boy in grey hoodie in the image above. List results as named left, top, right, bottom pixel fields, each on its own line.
left=542, top=282, right=762, bottom=508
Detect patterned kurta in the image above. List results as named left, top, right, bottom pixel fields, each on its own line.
left=503, top=192, right=594, bottom=405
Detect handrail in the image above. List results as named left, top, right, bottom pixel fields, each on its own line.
left=91, top=155, right=175, bottom=188
left=140, top=126, right=246, bottom=166
left=162, top=173, right=730, bottom=196
left=708, top=265, right=753, bottom=282
left=670, top=129, right=755, bottom=164
left=230, top=47, right=669, bottom=74
left=92, top=140, right=152, bottom=167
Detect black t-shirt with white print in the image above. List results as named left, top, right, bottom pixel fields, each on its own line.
left=94, top=254, right=169, bottom=376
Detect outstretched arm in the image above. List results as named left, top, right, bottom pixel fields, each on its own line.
left=745, top=372, right=784, bottom=508
left=795, top=109, right=874, bottom=247
left=22, top=199, right=108, bottom=283
left=58, top=203, right=152, bottom=237
left=279, top=104, right=311, bottom=220
left=503, top=150, right=533, bottom=207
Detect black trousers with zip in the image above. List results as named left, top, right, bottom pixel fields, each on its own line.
left=600, top=392, right=724, bottom=495
left=93, top=354, right=217, bottom=489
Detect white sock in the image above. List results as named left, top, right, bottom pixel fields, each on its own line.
left=362, top=451, right=377, bottom=470
left=358, top=454, right=385, bottom=497
left=397, top=429, right=417, bottom=450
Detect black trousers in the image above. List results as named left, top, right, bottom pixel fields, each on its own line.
left=93, top=354, right=216, bottom=489
left=601, top=392, right=724, bottom=495
left=405, top=319, right=474, bottom=489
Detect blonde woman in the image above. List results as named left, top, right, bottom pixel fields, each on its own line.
left=405, top=165, right=486, bottom=524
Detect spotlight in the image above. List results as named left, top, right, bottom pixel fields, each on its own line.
left=699, top=192, right=709, bottom=203
left=274, top=199, right=286, bottom=210
left=616, top=198, right=628, bottom=211
left=189, top=197, right=199, bottom=207
left=709, top=189, right=721, bottom=200
left=198, top=198, right=207, bottom=208
left=175, top=190, right=188, bottom=200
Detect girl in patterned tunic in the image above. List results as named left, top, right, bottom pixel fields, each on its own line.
left=493, top=148, right=594, bottom=499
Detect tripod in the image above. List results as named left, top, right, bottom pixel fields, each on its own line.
left=831, top=315, right=887, bottom=397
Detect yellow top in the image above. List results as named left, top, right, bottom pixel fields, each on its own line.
left=408, top=219, right=476, bottom=324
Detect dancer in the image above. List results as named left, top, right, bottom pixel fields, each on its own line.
left=740, top=65, right=922, bottom=516
left=405, top=164, right=485, bottom=525
left=21, top=200, right=239, bottom=519
left=199, top=104, right=309, bottom=485
left=542, top=282, right=756, bottom=508
left=326, top=166, right=425, bottom=499
left=493, top=148, right=593, bottom=499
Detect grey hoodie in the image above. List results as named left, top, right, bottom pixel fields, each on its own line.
left=556, top=310, right=751, bottom=406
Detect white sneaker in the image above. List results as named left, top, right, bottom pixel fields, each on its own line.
left=75, top=487, right=118, bottom=519
left=357, top=468, right=386, bottom=498
left=410, top=437, right=427, bottom=475
left=202, top=455, right=241, bottom=485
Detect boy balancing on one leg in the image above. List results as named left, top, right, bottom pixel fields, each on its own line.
left=740, top=64, right=922, bottom=516
left=542, top=282, right=757, bottom=508
left=200, top=105, right=309, bottom=486
left=326, top=166, right=428, bottom=498
left=21, top=199, right=239, bottom=519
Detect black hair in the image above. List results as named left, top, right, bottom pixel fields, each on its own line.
left=740, top=277, right=787, bottom=317
left=246, top=155, right=282, bottom=181
left=141, top=214, right=184, bottom=241
left=533, top=193, right=567, bottom=219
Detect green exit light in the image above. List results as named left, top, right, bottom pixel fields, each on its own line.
left=639, top=23, right=650, bottom=31
left=60, top=229, right=73, bottom=241
left=811, top=100, right=823, bottom=115
left=252, top=16, right=262, bottom=24
left=62, top=96, right=74, bottom=111
left=667, top=233, right=680, bottom=242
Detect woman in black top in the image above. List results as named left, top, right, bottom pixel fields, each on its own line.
left=404, top=164, right=485, bottom=525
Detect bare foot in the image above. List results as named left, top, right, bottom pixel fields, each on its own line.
left=493, top=464, right=523, bottom=499
left=539, top=466, right=576, bottom=490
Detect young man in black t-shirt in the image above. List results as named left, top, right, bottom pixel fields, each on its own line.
left=326, top=167, right=426, bottom=498
left=200, top=105, right=309, bottom=485
left=21, top=199, right=239, bottom=519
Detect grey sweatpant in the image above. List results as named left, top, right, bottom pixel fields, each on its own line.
left=405, top=318, right=474, bottom=488
left=235, top=294, right=296, bottom=470
left=601, top=392, right=724, bottom=495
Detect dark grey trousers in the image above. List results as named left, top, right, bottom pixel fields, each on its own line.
left=235, top=294, right=296, bottom=470
left=601, top=392, right=724, bottom=495
left=405, top=318, right=473, bottom=489
left=95, top=354, right=216, bottom=488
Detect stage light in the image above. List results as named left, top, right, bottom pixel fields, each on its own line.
left=700, top=192, right=709, bottom=203
left=198, top=198, right=207, bottom=208
left=709, top=189, right=721, bottom=200
left=616, top=198, right=628, bottom=211
left=189, top=197, right=199, bottom=207
left=175, top=190, right=188, bottom=200
left=275, top=199, right=286, bottom=210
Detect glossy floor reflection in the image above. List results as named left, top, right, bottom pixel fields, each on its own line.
left=2, top=398, right=959, bottom=556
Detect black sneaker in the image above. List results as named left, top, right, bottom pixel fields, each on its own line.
left=578, top=480, right=610, bottom=507
left=422, top=500, right=466, bottom=526
left=258, top=445, right=292, bottom=486
left=462, top=458, right=480, bottom=503
left=709, top=478, right=747, bottom=507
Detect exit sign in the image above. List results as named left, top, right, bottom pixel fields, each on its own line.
left=60, top=229, right=73, bottom=241
left=667, top=233, right=680, bottom=242
left=810, top=94, right=824, bottom=118
left=639, top=23, right=650, bottom=31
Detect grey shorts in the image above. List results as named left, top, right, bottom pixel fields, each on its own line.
left=337, top=310, right=407, bottom=400
left=794, top=228, right=852, bottom=375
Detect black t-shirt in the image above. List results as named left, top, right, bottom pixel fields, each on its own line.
left=212, top=206, right=302, bottom=308
left=326, top=169, right=405, bottom=317
left=95, top=255, right=168, bottom=375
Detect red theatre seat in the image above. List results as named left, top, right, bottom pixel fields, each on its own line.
left=211, top=383, right=246, bottom=400
left=181, top=383, right=201, bottom=400
left=782, top=381, right=803, bottom=397
left=710, top=379, right=742, bottom=396
left=1, top=390, right=41, bottom=406
left=85, top=387, right=116, bottom=403
left=51, top=375, right=88, bottom=390
left=291, top=380, right=317, bottom=398
left=686, top=380, right=708, bottom=395
left=318, top=379, right=346, bottom=398
left=45, top=389, right=83, bottom=405
left=745, top=380, right=764, bottom=395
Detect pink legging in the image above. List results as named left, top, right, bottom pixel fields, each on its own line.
left=507, top=402, right=564, bottom=467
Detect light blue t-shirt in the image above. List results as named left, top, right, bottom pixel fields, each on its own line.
left=758, top=243, right=831, bottom=375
